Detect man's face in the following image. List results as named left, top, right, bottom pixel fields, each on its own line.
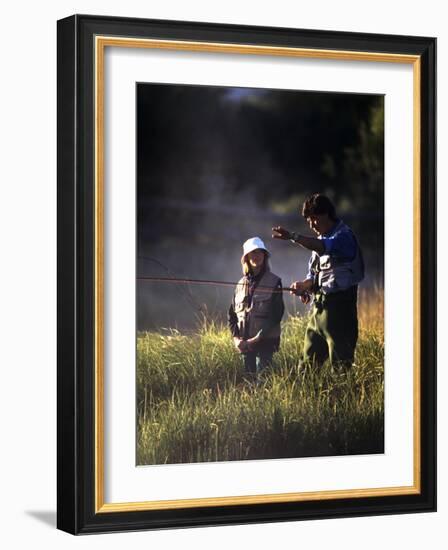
left=307, top=214, right=328, bottom=235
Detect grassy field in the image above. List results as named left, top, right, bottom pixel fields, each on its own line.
left=137, top=288, right=384, bottom=465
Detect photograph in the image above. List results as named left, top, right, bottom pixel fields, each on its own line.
left=136, top=83, right=385, bottom=465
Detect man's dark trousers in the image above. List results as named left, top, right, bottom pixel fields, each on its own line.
left=303, top=285, right=359, bottom=367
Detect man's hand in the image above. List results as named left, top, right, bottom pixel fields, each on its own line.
left=290, top=279, right=314, bottom=298
left=300, top=292, right=311, bottom=305
left=272, top=226, right=292, bottom=240
left=273, top=228, right=325, bottom=254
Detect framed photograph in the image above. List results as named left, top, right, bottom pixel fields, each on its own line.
left=57, top=14, right=436, bottom=534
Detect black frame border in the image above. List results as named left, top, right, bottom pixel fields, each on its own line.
left=57, top=14, right=436, bottom=535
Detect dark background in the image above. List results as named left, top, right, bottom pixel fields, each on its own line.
left=137, top=83, right=384, bottom=331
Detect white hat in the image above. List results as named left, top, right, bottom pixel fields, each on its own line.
left=242, top=237, right=270, bottom=259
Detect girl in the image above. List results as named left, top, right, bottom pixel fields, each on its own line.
left=228, top=237, right=284, bottom=378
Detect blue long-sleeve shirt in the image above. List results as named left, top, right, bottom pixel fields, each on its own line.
left=306, top=220, right=357, bottom=280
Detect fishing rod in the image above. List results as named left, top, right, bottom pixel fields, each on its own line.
left=137, top=275, right=301, bottom=294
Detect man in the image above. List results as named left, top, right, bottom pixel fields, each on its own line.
left=272, top=193, right=364, bottom=367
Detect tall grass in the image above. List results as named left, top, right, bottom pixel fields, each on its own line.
left=137, top=290, right=384, bottom=465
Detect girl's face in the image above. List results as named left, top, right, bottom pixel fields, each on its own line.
left=247, top=249, right=265, bottom=271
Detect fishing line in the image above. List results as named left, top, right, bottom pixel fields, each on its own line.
left=137, top=256, right=204, bottom=312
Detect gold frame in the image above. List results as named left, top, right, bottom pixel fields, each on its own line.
left=94, top=36, right=421, bottom=514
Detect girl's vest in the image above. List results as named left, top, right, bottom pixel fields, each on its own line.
left=234, top=271, right=281, bottom=339
left=311, top=222, right=365, bottom=294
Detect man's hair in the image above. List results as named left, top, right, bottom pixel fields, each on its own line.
left=302, top=193, right=337, bottom=221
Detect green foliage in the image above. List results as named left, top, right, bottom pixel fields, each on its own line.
left=137, top=315, right=384, bottom=465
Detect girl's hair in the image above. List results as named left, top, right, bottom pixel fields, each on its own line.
left=241, top=250, right=271, bottom=275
